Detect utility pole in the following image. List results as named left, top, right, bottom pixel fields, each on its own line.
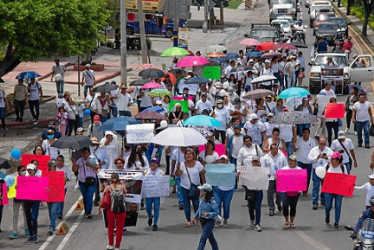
left=173, top=0, right=179, bottom=47
left=78, top=56, right=81, bottom=96
left=220, top=0, right=224, bottom=31
left=138, top=0, right=148, bottom=63
left=203, top=0, right=208, bottom=33
left=120, top=0, right=128, bottom=86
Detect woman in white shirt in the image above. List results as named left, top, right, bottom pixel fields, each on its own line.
left=100, top=131, right=119, bottom=170
left=94, top=92, right=109, bottom=123
left=198, top=140, right=219, bottom=165
left=65, top=97, right=80, bottom=136
left=41, top=129, right=60, bottom=160
left=125, top=145, right=149, bottom=170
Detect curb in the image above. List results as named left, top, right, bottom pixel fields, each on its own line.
left=6, top=118, right=56, bottom=128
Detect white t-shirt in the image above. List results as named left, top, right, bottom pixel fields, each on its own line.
left=237, top=145, right=264, bottom=167
left=319, top=89, right=335, bottom=96
left=265, top=122, right=276, bottom=137
left=214, top=108, right=230, bottom=131
left=330, top=138, right=354, bottom=164
left=325, top=163, right=348, bottom=174
left=279, top=124, right=294, bottom=143
left=243, top=121, right=266, bottom=145
left=196, top=100, right=213, bottom=114
left=42, top=139, right=59, bottom=160
left=56, top=165, right=72, bottom=189
left=0, top=90, right=7, bottom=108
left=198, top=151, right=219, bottom=162
left=83, top=69, right=95, bottom=86
left=307, top=146, right=333, bottom=169
left=28, top=82, right=42, bottom=101
left=262, top=152, right=288, bottom=180
left=295, top=137, right=316, bottom=163
left=139, top=89, right=152, bottom=108
left=180, top=161, right=204, bottom=189
left=355, top=183, right=374, bottom=206
left=232, top=135, right=244, bottom=159
left=259, top=68, right=273, bottom=86
left=116, top=89, right=132, bottom=111
left=353, top=101, right=371, bottom=122
left=125, top=155, right=149, bottom=171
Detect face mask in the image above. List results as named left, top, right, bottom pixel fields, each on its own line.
left=20, top=171, right=26, bottom=176
left=47, top=135, right=54, bottom=140
left=217, top=104, right=223, bottom=109
left=90, top=145, right=98, bottom=151
left=94, top=122, right=100, bottom=126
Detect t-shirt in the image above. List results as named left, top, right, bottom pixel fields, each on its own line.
left=355, top=183, right=374, bottom=206
left=52, top=64, right=65, bottom=81
left=325, top=163, right=348, bottom=174
left=83, top=69, right=95, bottom=86
left=214, top=108, right=230, bottom=131
left=0, top=90, right=7, bottom=108
left=180, top=161, right=204, bottom=189
left=116, top=89, right=132, bottom=111
left=232, top=135, right=244, bottom=159
left=319, top=89, right=335, bottom=96
left=196, top=100, right=213, bottom=114
left=198, top=151, right=219, bottom=162
left=28, top=82, right=42, bottom=101
left=279, top=124, right=294, bottom=143
left=260, top=68, right=273, bottom=86
left=243, top=121, right=266, bottom=145
left=353, top=101, right=371, bottom=122
left=295, top=137, right=316, bottom=163
left=317, top=40, right=328, bottom=52
left=330, top=138, right=354, bottom=163
left=56, top=165, right=72, bottom=189
left=14, top=85, right=27, bottom=101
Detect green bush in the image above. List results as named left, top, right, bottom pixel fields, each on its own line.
left=339, top=0, right=374, bottom=30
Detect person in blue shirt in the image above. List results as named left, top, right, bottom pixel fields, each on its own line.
left=351, top=196, right=374, bottom=239
left=193, top=184, right=219, bottom=250
left=316, top=37, right=329, bottom=53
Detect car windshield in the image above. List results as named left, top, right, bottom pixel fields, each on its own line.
left=250, top=30, right=278, bottom=38
left=316, top=14, right=332, bottom=21
left=272, top=21, right=290, bottom=29
left=314, top=55, right=348, bottom=66
left=273, top=0, right=293, bottom=4
left=329, top=18, right=347, bottom=27
left=318, top=23, right=337, bottom=30
left=311, top=5, right=332, bottom=13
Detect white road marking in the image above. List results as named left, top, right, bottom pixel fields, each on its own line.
left=55, top=210, right=85, bottom=250
left=296, top=231, right=331, bottom=250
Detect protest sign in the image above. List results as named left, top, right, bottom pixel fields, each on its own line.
left=317, top=95, right=336, bottom=115
left=276, top=169, right=307, bottom=192
left=127, top=124, right=155, bottom=144
left=325, top=103, right=345, bottom=119
left=239, top=166, right=270, bottom=190
left=142, top=175, right=170, bottom=198
left=199, top=144, right=226, bottom=157
left=16, top=176, right=49, bottom=201
left=205, top=164, right=236, bottom=187
left=322, top=173, right=356, bottom=197
left=203, top=66, right=221, bottom=80
left=1, top=182, right=8, bottom=205
left=98, top=169, right=143, bottom=180
left=168, top=100, right=189, bottom=113
left=173, top=96, right=194, bottom=101
left=21, top=154, right=51, bottom=175
left=45, top=171, right=65, bottom=202
left=177, top=81, right=199, bottom=95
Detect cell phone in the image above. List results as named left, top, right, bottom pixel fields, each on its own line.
left=323, top=153, right=327, bottom=156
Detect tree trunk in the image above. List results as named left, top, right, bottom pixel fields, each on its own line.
left=0, top=43, right=21, bottom=79
left=338, top=0, right=341, bottom=7
left=362, top=5, right=370, bottom=35
left=347, top=0, right=351, bottom=15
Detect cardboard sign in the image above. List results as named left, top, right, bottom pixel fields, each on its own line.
left=239, top=166, right=270, bottom=190
left=168, top=100, right=189, bottom=113
left=322, top=172, right=356, bottom=197
left=173, top=96, right=194, bottom=101
left=276, top=169, right=307, bottom=192
left=0, top=182, right=8, bottom=205
left=16, top=176, right=49, bottom=201
left=177, top=81, right=199, bottom=95
left=45, top=172, right=65, bottom=202
left=199, top=144, right=226, bottom=157
left=205, top=164, right=236, bottom=187
left=325, top=103, right=345, bottom=119
left=203, top=66, right=221, bottom=80
left=126, top=124, right=155, bottom=144
left=142, top=175, right=170, bottom=198
left=21, top=154, right=51, bottom=175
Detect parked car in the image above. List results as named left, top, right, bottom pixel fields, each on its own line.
left=328, top=17, right=349, bottom=37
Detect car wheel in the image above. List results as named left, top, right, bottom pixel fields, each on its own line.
left=165, top=29, right=173, bottom=38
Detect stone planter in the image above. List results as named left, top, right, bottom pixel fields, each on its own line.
left=73, top=64, right=105, bottom=71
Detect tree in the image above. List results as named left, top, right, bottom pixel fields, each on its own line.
left=0, top=0, right=109, bottom=78
left=361, top=0, right=374, bottom=35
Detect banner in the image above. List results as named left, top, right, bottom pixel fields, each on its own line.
left=325, top=103, right=345, bottom=119
left=178, top=27, right=189, bottom=48
left=203, top=66, right=221, bottom=80
left=239, top=166, right=270, bottom=190
left=142, top=175, right=170, bottom=198
left=16, top=176, right=49, bottom=201
left=199, top=144, right=226, bottom=157
left=45, top=172, right=65, bottom=202
left=276, top=169, right=307, bottom=192
left=205, top=164, right=236, bottom=187
left=21, top=154, right=51, bottom=175
left=0, top=182, right=8, bottom=205
left=168, top=100, right=189, bottom=113
left=126, top=124, right=155, bottom=144
left=322, top=173, right=356, bottom=197
left=317, top=95, right=336, bottom=115
left=98, top=169, right=144, bottom=180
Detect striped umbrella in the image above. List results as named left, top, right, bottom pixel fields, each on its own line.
left=242, top=89, right=273, bottom=100
left=135, top=111, right=166, bottom=120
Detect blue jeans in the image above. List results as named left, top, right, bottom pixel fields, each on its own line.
left=324, top=193, right=343, bottom=224
left=345, top=162, right=351, bottom=174
left=356, top=120, right=370, bottom=146
left=175, top=176, right=183, bottom=205
left=298, top=162, right=312, bottom=193
left=84, top=85, right=93, bottom=98
left=285, top=141, right=293, bottom=156
left=108, top=107, right=118, bottom=119
left=146, top=197, right=160, bottom=226
left=79, top=117, right=83, bottom=127
left=47, top=202, right=60, bottom=231
left=213, top=187, right=234, bottom=220
left=79, top=181, right=96, bottom=215
left=0, top=107, right=5, bottom=128
left=247, top=190, right=263, bottom=225
left=312, top=169, right=325, bottom=205
left=181, top=187, right=199, bottom=222
left=23, top=201, right=40, bottom=236
left=157, top=145, right=164, bottom=164
left=297, top=124, right=311, bottom=137
left=55, top=81, right=64, bottom=95
left=197, top=219, right=219, bottom=250
left=229, top=156, right=237, bottom=166
left=57, top=188, right=67, bottom=219
left=274, top=72, right=281, bottom=84
left=119, top=110, right=132, bottom=116
left=325, top=121, right=339, bottom=146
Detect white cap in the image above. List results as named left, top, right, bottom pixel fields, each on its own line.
left=265, top=59, right=271, bottom=64
left=220, top=155, right=228, bottom=160
left=248, top=59, right=254, bottom=63
left=338, top=130, right=346, bottom=139
left=105, top=131, right=115, bottom=137
left=155, top=100, right=162, bottom=105
left=26, top=164, right=36, bottom=170
left=223, top=81, right=230, bottom=89
left=86, top=64, right=90, bottom=67
left=369, top=174, right=374, bottom=179
left=249, top=113, right=258, bottom=121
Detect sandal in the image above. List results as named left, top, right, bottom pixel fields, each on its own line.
left=185, top=221, right=193, bottom=228
left=290, top=223, right=295, bottom=228
left=283, top=222, right=290, bottom=229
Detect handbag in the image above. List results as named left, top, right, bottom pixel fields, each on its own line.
left=99, top=191, right=111, bottom=209
left=371, top=124, right=374, bottom=137
left=83, top=164, right=96, bottom=186
left=298, top=72, right=305, bottom=79
left=185, top=164, right=200, bottom=198
left=337, top=119, right=343, bottom=127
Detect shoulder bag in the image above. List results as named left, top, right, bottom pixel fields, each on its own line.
left=338, top=139, right=352, bottom=167
left=82, top=161, right=95, bottom=186
left=185, top=164, right=200, bottom=198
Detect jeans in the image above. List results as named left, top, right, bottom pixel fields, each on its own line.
left=157, top=145, right=164, bottom=164
left=229, top=156, right=237, bottom=166
left=47, top=202, right=60, bottom=231
left=297, top=124, right=311, bottom=137
left=325, top=121, right=339, bottom=146
left=285, top=141, right=293, bottom=156
left=281, top=193, right=300, bottom=217
left=12, top=199, right=27, bottom=233
left=213, top=187, right=234, bottom=220
left=84, top=85, right=93, bottom=98
left=14, top=100, right=26, bottom=121
left=346, top=109, right=356, bottom=131
left=23, top=201, right=40, bottom=236
left=175, top=176, right=184, bottom=205
left=57, top=188, right=67, bottom=219
left=324, top=193, right=343, bottom=224
left=0, top=108, right=5, bottom=128
left=55, top=81, right=64, bottom=96
left=79, top=181, right=96, bottom=215
left=119, top=110, right=132, bottom=116
left=247, top=190, right=263, bottom=225
left=107, top=209, right=126, bottom=248
left=267, top=180, right=281, bottom=211
left=146, top=197, right=160, bottom=225
left=356, top=120, right=370, bottom=146
left=345, top=161, right=351, bottom=174
left=181, top=187, right=199, bottom=222
left=67, top=118, right=79, bottom=136
left=298, top=162, right=312, bottom=193
left=197, top=219, right=219, bottom=250
left=274, top=72, right=281, bottom=84
left=29, top=100, right=40, bottom=121
left=312, top=169, right=325, bottom=205
left=108, top=106, right=118, bottom=119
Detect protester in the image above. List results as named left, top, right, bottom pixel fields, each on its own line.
left=243, top=114, right=266, bottom=147
left=237, top=135, right=264, bottom=167
left=55, top=155, right=72, bottom=220
left=263, top=127, right=287, bottom=153
left=27, top=78, right=43, bottom=125
left=51, top=59, right=66, bottom=96
left=65, top=97, right=80, bottom=136
left=330, top=131, right=357, bottom=174
left=345, top=86, right=358, bottom=134
left=95, top=92, right=110, bottom=123
left=125, top=145, right=149, bottom=170
left=211, top=99, right=230, bottom=143
left=198, top=140, right=219, bottom=165
left=46, top=160, right=61, bottom=235
left=100, top=131, right=119, bottom=170
left=117, top=84, right=133, bottom=116
left=227, top=125, right=245, bottom=165
left=41, top=129, right=60, bottom=160
left=355, top=174, right=374, bottom=209
left=324, top=97, right=339, bottom=146
left=352, top=93, right=373, bottom=148
left=171, top=147, right=187, bottom=210
left=13, top=79, right=28, bottom=123
left=81, top=64, right=95, bottom=98
left=296, top=97, right=313, bottom=137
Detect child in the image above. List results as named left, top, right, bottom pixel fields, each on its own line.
left=355, top=174, right=374, bottom=209
left=47, top=160, right=60, bottom=235
left=57, top=107, right=68, bottom=137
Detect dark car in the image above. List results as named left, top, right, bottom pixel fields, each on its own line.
left=328, top=17, right=349, bottom=37
left=315, top=22, right=338, bottom=45
left=245, top=23, right=283, bottom=42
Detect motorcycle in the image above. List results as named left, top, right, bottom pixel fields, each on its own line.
left=346, top=219, right=374, bottom=250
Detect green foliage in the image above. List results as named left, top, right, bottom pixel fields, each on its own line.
left=0, top=0, right=110, bottom=62
left=228, top=0, right=242, bottom=9
left=105, top=0, right=121, bottom=30
left=339, top=0, right=374, bottom=30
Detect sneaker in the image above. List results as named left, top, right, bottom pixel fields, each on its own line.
left=2, top=127, right=8, bottom=131
left=223, top=219, right=228, bottom=228
left=249, top=220, right=255, bottom=227
left=25, top=229, right=29, bottom=235
left=312, top=204, right=318, bottom=210
left=148, top=218, right=153, bottom=227
left=334, top=223, right=339, bottom=229
left=178, top=204, right=184, bottom=210
left=325, top=216, right=330, bottom=224
left=9, top=232, right=18, bottom=239
left=26, top=236, right=34, bottom=243
left=215, top=219, right=221, bottom=228
left=344, top=128, right=349, bottom=133
left=269, top=210, right=275, bottom=216
left=58, top=217, right=63, bottom=222
left=33, top=235, right=39, bottom=243
left=107, top=245, right=114, bottom=250
left=366, top=145, right=371, bottom=149
left=33, top=120, right=38, bottom=125
left=152, top=225, right=158, bottom=231
left=86, top=213, right=93, bottom=219
left=255, top=224, right=262, bottom=232
left=48, top=230, right=53, bottom=236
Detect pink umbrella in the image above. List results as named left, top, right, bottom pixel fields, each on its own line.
left=176, top=56, right=210, bottom=67
left=261, top=52, right=282, bottom=59
left=141, top=82, right=161, bottom=89
left=276, top=43, right=297, bottom=50
left=240, top=38, right=260, bottom=46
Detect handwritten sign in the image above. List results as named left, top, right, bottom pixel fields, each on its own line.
left=205, top=164, right=236, bottom=187
left=21, top=154, right=51, bottom=175
left=173, top=96, right=194, bottom=101
left=322, top=173, right=356, bottom=197
left=127, top=124, right=155, bottom=144
left=16, top=176, right=49, bottom=201
left=45, top=172, right=65, bottom=202
left=325, top=103, right=345, bottom=119
left=0, top=182, right=8, bottom=205
left=199, top=144, right=226, bottom=157
left=168, top=100, right=189, bottom=114
left=177, top=81, right=199, bottom=95
left=239, top=166, right=270, bottom=190
left=203, top=66, right=221, bottom=80
left=142, top=175, right=170, bottom=198
left=98, top=170, right=143, bottom=180
left=276, top=169, right=307, bottom=192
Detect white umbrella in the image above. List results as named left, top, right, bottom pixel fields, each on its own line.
left=151, top=127, right=207, bottom=146
left=251, top=75, right=277, bottom=84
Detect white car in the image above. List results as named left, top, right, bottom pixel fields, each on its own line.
left=271, top=19, right=292, bottom=38
left=309, top=2, right=333, bottom=27
left=270, top=0, right=297, bottom=22
left=276, top=16, right=295, bottom=26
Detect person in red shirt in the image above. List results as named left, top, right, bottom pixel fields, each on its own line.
left=343, top=37, right=353, bottom=59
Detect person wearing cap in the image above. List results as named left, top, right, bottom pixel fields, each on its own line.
left=323, top=152, right=347, bottom=228
left=195, top=93, right=213, bottom=115
left=87, top=115, right=104, bottom=141
left=211, top=99, right=230, bottom=144
left=263, top=127, right=287, bottom=153
left=263, top=113, right=276, bottom=139
left=296, top=97, right=313, bottom=137
left=40, top=121, right=62, bottom=143
left=192, top=183, right=219, bottom=250
left=330, top=130, right=357, bottom=173
left=259, top=60, right=274, bottom=90
left=13, top=78, right=28, bottom=123
left=230, top=98, right=246, bottom=125
left=284, top=56, right=296, bottom=87
left=41, top=129, right=60, bottom=160
left=116, top=84, right=132, bottom=117
left=353, top=93, right=373, bottom=148
left=351, top=195, right=374, bottom=240
left=237, top=135, right=264, bottom=168
left=51, top=59, right=66, bottom=96
left=27, top=77, right=43, bottom=125
left=55, top=155, right=72, bottom=220
left=100, top=131, right=119, bottom=170
left=279, top=155, right=302, bottom=228
left=243, top=113, right=266, bottom=146
left=81, top=64, right=96, bottom=97
left=355, top=175, right=374, bottom=209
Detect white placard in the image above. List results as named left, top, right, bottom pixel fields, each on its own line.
left=126, top=123, right=155, bottom=143
left=239, top=166, right=270, bottom=190
left=142, top=175, right=170, bottom=198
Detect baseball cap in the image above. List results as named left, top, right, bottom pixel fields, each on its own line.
left=150, top=158, right=159, bottom=164
left=220, top=155, right=228, bottom=160
left=76, top=127, right=84, bottom=133
left=266, top=95, right=272, bottom=98
left=91, top=137, right=100, bottom=145
left=248, top=59, right=254, bottom=63
left=249, top=113, right=258, bottom=121
left=48, top=160, right=57, bottom=168
left=93, top=115, right=101, bottom=123
left=267, top=113, right=274, bottom=117
left=338, top=131, right=346, bottom=139
left=288, top=155, right=297, bottom=161
left=216, top=99, right=223, bottom=104
left=368, top=174, right=374, bottom=179
left=234, top=124, right=241, bottom=129
left=252, top=156, right=260, bottom=162
left=155, top=100, right=162, bottom=105
left=175, top=103, right=182, bottom=107
left=198, top=183, right=212, bottom=192
left=331, top=152, right=342, bottom=159
left=265, top=59, right=271, bottom=64
left=26, top=164, right=36, bottom=170
left=86, top=64, right=91, bottom=67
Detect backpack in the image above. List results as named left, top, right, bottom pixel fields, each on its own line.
left=110, top=185, right=126, bottom=214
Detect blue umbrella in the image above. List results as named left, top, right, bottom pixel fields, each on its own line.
left=245, top=51, right=262, bottom=58
left=16, top=71, right=41, bottom=79
left=185, top=76, right=209, bottom=84
left=99, top=116, right=140, bottom=132
left=207, top=58, right=224, bottom=65
left=278, top=87, right=310, bottom=99
left=224, top=53, right=240, bottom=60
left=183, top=115, right=223, bottom=127
left=142, top=106, right=165, bottom=113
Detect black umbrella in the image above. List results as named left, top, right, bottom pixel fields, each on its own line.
left=93, top=83, right=118, bottom=93
left=291, top=41, right=308, bottom=48
left=129, top=78, right=151, bottom=86
left=168, top=68, right=187, bottom=77
left=0, top=157, right=11, bottom=169
left=230, top=65, right=251, bottom=72
left=185, top=76, right=209, bottom=84
left=51, top=136, right=92, bottom=150
left=139, top=68, right=165, bottom=79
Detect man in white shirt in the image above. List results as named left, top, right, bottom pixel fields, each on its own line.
left=224, top=60, right=236, bottom=78
left=51, top=59, right=66, bottom=96
left=195, top=93, right=213, bottom=114
left=171, top=147, right=187, bottom=210
left=278, top=122, right=297, bottom=156
left=237, top=135, right=264, bottom=167
left=307, top=136, right=333, bottom=210
left=243, top=114, right=267, bottom=146
left=259, top=60, right=274, bottom=90
left=294, top=128, right=315, bottom=194
left=81, top=64, right=95, bottom=98
left=319, top=82, right=335, bottom=96
left=226, top=124, right=244, bottom=165
left=330, top=130, right=357, bottom=173
left=262, top=143, right=287, bottom=215
left=212, top=99, right=230, bottom=143
left=264, top=95, right=276, bottom=115
left=352, top=93, right=373, bottom=148
left=117, top=85, right=133, bottom=116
